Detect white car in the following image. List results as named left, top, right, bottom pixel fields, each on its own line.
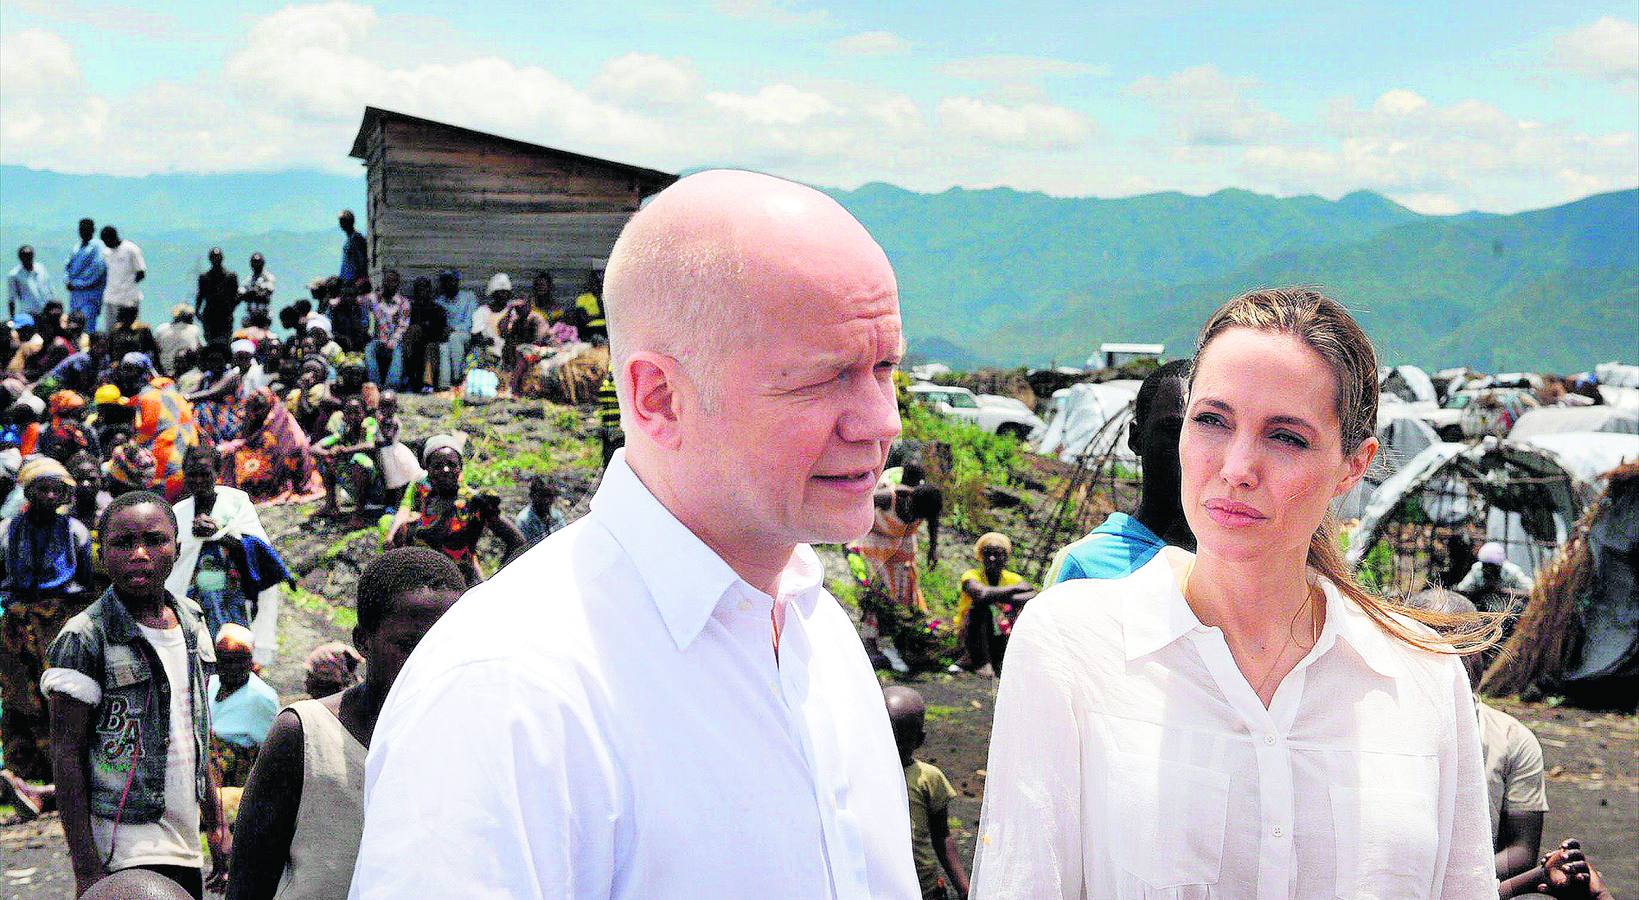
left=908, top=383, right=1045, bottom=439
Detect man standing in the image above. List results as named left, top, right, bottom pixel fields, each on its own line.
left=99, top=226, right=146, bottom=326
left=1043, top=359, right=1196, bottom=584
left=338, top=210, right=368, bottom=286
left=63, top=219, right=107, bottom=333
left=239, top=252, right=275, bottom=320
left=195, top=248, right=240, bottom=347
left=350, top=170, right=918, bottom=898
left=8, top=245, right=55, bottom=320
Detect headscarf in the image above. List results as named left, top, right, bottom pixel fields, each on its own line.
left=121, top=351, right=155, bottom=374
left=975, top=531, right=1013, bottom=561
left=306, top=315, right=333, bottom=335
left=230, top=339, right=257, bottom=356
left=49, top=390, right=86, bottom=418
left=94, top=384, right=123, bottom=406
left=215, top=623, right=256, bottom=655
left=14, top=392, right=45, bottom=418
left=421, top=432, right=467, bottom=465
left=1478, top=542, right=1507, bottom=566
left=18, top=456, right=74, bottom=490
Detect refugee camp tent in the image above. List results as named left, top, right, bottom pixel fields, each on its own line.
left=1482, top=460, right=1638, bottom=708
left=1509, top=406, right=1639, bottom=440
left=1345, top=434, right=1639, bottom=592
left=1380, top=365, right=1438, bottom=405
left=1596, top=362, right=1639, bottom=410
left=1336, top=413, right=1441, bottom=520
left=1035, top=380, right=1141, bottom=463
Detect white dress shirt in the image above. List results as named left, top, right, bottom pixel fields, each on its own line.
left=971, top=552, right=1495, bottom=900
left=103, top=240, right=146, bottom=309
left=349, top=451, right=919, bottom=899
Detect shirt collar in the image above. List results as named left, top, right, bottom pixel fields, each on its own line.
left=1318, top=578, right=1403, bottom=681
left=1121, top=552, right=1205, bottom=661
left=591, top=451, right=820, bottom=651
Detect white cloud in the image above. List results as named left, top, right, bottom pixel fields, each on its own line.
left=1129, top=65, right=1286, bottom=146
left=937, top=97, right=1092, bottom=149
left=1551, top=17, right=1639, bottom=87
left=0, top=28, right=81, bottom=94
left=592, top=53, right=701, bottom=107
left=708, top=84, right=835, bottom=125
left=1236, top=89, right=1638, bottom=212
left=833, top=31, right=910, bottom=56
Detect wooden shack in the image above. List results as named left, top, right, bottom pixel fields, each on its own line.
left=348, top=106, right=677, bottom=301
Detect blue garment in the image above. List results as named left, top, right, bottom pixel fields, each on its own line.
left=340, top=230, right=368, bottom=284
left=237, top=534, right=294, bottom=596
left=514, top=504, right=566, bottom=548
left=435, top=289, right=478, bottom=333
left=207, top=672, right=279, bottom=749
left=0, top=514, right=94, bottom=611
left=7, top=264, right=55, bottom=317
left=1049, top=512, right=1166, bottom=584
left=63, top=240, right=106, bottom=330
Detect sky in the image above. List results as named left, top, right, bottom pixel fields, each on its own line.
left=1, top=0, right=1635, bottom=214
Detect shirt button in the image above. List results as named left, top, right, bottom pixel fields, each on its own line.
left=1273, top=826, right=1284, bottom=837
left=1264, top=735, right=1276, bottom=745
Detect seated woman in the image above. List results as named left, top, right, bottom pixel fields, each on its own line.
left=314, top=395, right=382, bottom=527
left=184, top=343, right=244, bottom=445
left=103, top=437, right=164, bottom=498
left=207, top=623, right=277, bottom=790
left=169, top=447, right=292, bottom=660
left=115, top=352, right=199, bottom=501
left=956, top=533, right=1036, bottom=677
left=218, top=388, right=323, bottom=505
left=284, top=360, right=333, bottom=440
left=386, top=434, right=523, bottom=586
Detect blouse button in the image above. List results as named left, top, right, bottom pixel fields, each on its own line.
left=1264, top=734, right=1276, bottom=745
left=1273, top=826, right=1284, bottom=837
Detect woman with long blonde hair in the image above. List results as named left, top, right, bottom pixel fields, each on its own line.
left=972, top=288, right=1499, bottom=899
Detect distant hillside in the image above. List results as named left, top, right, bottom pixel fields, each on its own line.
left=1, top=165, right=1632, bottom=372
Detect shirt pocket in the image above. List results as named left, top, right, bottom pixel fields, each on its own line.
left=1329, top=784, right=1439, bottom=899
left=1109, top=751, right=1230, bottom=890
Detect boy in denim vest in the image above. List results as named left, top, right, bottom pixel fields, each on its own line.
left=44, top=491, right=229, bottom=899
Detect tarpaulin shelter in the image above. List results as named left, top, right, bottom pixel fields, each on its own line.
left=1035, top=380, right=1140, bottom=463
left=1380, top=365, right=1438, bottom=405
left=1345, top=434, right=1639, bottom=593
left=1509, top=406, right=1639, bottom=440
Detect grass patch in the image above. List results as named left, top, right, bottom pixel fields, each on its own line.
left=288, top=585, right=358, bottom=631
left=320, top=526, right=380, bottom=563
left=924, top=704, right=963, bottom=722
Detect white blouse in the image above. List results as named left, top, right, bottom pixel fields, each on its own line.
left=970, top=552, right=1495, bottom=899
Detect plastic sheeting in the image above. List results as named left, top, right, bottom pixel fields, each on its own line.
left=1380, top=365, right=1438, bottom=405
left=1345, top=435, right=1639, bottom=579
left=1509, top=406, right=1639, bottom=439
left=1336, top=414, right=1442, bottom=520
left=1035, top=380, right=1140, bottom=462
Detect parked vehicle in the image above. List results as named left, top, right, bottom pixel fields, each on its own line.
left=908, top=382, right=1045, bottom=439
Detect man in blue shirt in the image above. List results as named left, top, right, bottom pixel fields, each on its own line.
left=433, top=269, right=477, bottom=389
left=8, top=245, right=55, bottom=320
left=63, top=219, right=107, bottom=334
left=1045, top=359, right=1195, bottom=583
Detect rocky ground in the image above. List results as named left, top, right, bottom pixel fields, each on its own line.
left=4, top=396, right=1636, bottom=896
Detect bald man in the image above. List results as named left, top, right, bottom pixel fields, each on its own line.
left=350, top=171, right=917, bottom=898
left=83, top=869, right=197, bottom=900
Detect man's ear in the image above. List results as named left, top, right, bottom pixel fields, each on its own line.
left=623, top=351, right=689, bottom=450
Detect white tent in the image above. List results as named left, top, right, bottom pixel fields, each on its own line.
left=1595, top=362, right=1639, bottom=410
left=1380, top=365, right=1438, bottom=405
left=1508, top=406, right=1639, bottom=440
left=1035, top=380, right=1140, bottom=462
left=1346, top=434, right=1639, bottom=580
left=1336, top=413, right=1442, bottom=520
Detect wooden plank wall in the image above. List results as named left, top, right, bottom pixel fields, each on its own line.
left=366, top=117, right=646, bottom=302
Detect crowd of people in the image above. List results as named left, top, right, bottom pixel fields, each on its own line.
left=0, top=174, right=1622, bottom=900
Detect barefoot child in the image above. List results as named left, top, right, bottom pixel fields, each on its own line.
left=886, top=685, right=970, bottom=900
left=226, top=547, right=465, bottom=900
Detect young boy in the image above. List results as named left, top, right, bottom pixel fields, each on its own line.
left=227, top=547, right=466, bottom=900
left=43, top=491, right=229, bottom=899
left=885, top=685, right=970, bottom=900
left=0, top=458, right=95, bottom=782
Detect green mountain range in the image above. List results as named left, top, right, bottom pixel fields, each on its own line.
left=1, top=164, right=1632, bottom=373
